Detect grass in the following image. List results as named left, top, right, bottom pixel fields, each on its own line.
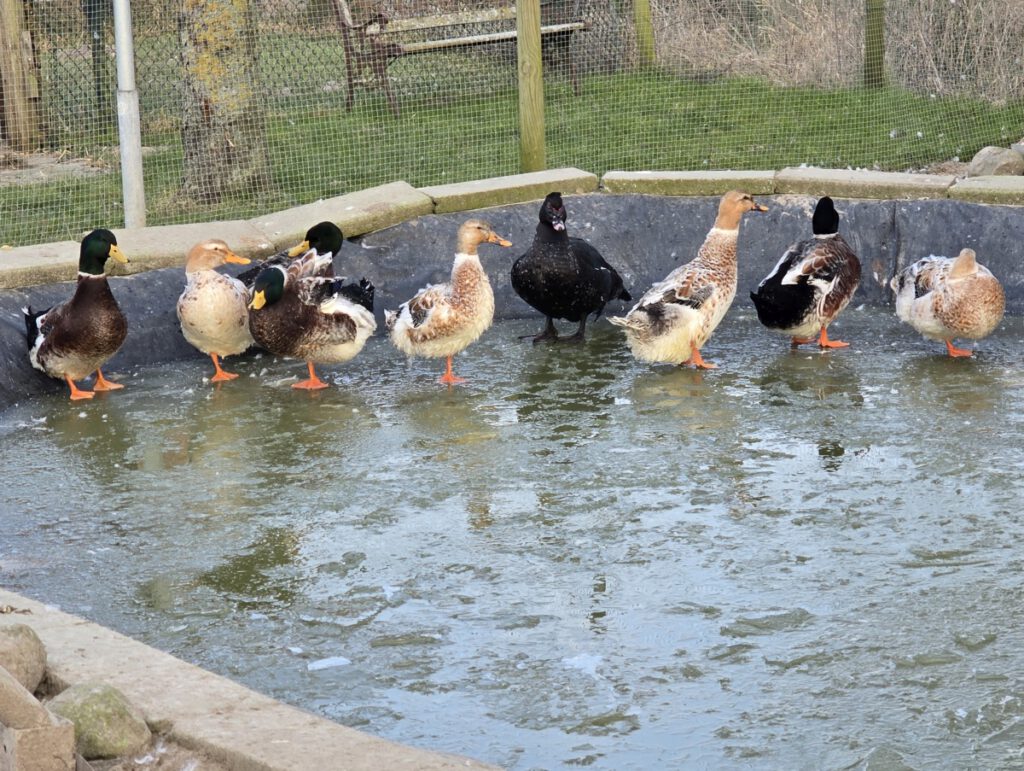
left=3, top=68, right=1022, bottom=247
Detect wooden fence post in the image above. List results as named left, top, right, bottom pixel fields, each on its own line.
left=0, top=0, right=43, bottom=150
left=633, top=0, right=656, bottom=68
left=517, top=0, right=545, bottom=172
left=864, top=0, right=885, bottom=88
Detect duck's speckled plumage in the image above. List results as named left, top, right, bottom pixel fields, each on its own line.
left=248, top=249, right=376, bottom=366
left=177, top=239, right=253, bottom=363
left=750, top=196, right=861, bottom=343
left=891, top=248, right=1004, bottom=355
left=511, top=192, right=631, bottom=341
left=610, top=191, right=767, bottom=366
left=24, top=229, right=129, bottom=395
left=237, top=221, right=342, bottom=287
left=386, top=219, right=510, bottom=360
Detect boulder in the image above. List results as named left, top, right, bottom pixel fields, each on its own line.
left=0, top=623, right=47, bottom=692
left=967, top=146, right=1024, bottom=177
left=47, top=683, right=151, bottom=761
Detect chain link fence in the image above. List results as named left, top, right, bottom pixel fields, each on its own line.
left=1, top=0, right=1022, bottom=247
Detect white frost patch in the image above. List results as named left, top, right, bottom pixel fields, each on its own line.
left=614, top=397, right=632, bottom=405
left=562, top=653, right=603, bottom=678
left=286, top=646, right=304, bottom=655
left=307, top=655, right=351, bottom=671
left=382, top=584, right=401, bottom=600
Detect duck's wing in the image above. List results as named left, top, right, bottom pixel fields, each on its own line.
left=639, top=264, right=716, bottom=311
left=399, top=283, right=450, bottom=330
left=238, top=247, right=334, bottom=287
left=295, top=276, right=376, bottom=342
left=779, top=235, right=860, bottom=314
left=570, top=238, right=632, bottom=302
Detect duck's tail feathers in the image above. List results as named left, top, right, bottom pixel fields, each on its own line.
left=335, top=277, right=375, bottom=313
left=22, top=306, right=47, bottom=350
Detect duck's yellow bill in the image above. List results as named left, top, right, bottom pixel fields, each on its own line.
left=249, top=290, right=267, bottom=310
left=109, top=244, right=130, bottom=264
left=287, top=240, right=310, bottom=257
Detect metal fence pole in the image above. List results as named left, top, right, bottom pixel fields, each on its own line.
left=516, top=0, right=545, bottom=172
left=112, top=0, right=146, bottom=228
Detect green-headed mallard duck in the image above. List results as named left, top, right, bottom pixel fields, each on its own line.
left=890, top=248, right=1005, bottom=357
left=247, top=249, right=376, bottom=390
left=23, top=228, right=129, bottom=400
left=609, top=191, right=767, bottom=368
left=176, top=239, right=254, bottom=382
left=750, top=196, right=861, bottom=348
left=510, top=192, right=632, bottom=343
left=385, top=219, right=511, bottom=385
left=237, top=221, right=341, bottom=286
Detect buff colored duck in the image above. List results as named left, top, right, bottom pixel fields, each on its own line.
left=750, top=196, right=861, bottom=348
left=609, top=191, right=767, bottom=368
left=385, top=219, right=512, bottom=384
left=23, top=229, right=130, bottom=400
left=247, top=249, right=376, bottom=389
left=890, top=248, right=1005, bottom=357
left=177, top=239, right=254, bottom=382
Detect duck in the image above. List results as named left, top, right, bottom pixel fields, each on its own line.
left=750, top=196, right=861, bottom=348
left=511, top=192, right=632, bottom=343
left=237, top=221, right=342, bottom=286
left=176, top=239, right=254, bottom=383
left=247, top=248, right=376, bottom=389
left=609, top=190, right=768, bottom=368
left=890, top=248, right=1005, bottom=357
left=23, top=228, right=130, bottom=400
left=385, top=219, right=512, bottom=384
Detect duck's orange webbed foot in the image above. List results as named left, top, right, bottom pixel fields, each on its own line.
left=210, top=353, right=239, bottom=382
left=438, top=355, right=466, bottom=385
left=65, top=376, right=94, bottom=401
left=292, top=362, right=329, bottom=390
left=945, top=339, right=973, bottom=358
left=683, top=349, right=717, bottom=369
left=818, top=327, right=849, bottom=348
left=92, top=369, right=124, bottom=391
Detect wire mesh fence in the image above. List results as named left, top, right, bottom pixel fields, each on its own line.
left=1, top=0, right=1022, bottom=248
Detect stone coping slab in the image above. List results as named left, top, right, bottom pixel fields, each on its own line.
left=0, top=241, right=83, bottom=290
left=420, top=168, right=599, bottom=213
left=111, top=220, right=278, bottom=273
left=602, top=170, right=777, bottom=196
left=251, top=181, right=434, bottom=252
left=776, top=167, right=956, bottom=199
left=949, top=175, right=1024, bottom=206
left=0, top=589, right=497, bottom=771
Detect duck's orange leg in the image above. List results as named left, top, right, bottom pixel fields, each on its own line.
left=818, top=327, right=849, bottom=348
left=293, top=361, right=329, bottom=390
left=210, top=353, right=239, bottom=382
left=945, top=339, right=973, bottom=358
left=683, top=348, right=717, bottom=369
left=92, top=369, right=124, bottom=391
left=438, top=355, right=466, bottom=385
left=65, top=376, right=94, bottom=400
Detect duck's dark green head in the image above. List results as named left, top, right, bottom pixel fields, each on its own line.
left=812, top=196, right=840, bottom=236
left=248, top=266, right=286, bottom=310
left=287, top=221, right=343, bottom=258
left=79, top=229, right=129, bottom=275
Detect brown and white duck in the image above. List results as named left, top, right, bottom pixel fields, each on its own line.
left=890, top=248, right=1005, bottom=357
left=750, top=196, right=861, bottom=348
left=385, top=219, right=511, bottom=384
left=609, top=191, right=767, bottom=368
left=177, top=239, right=254, bottom=382
left=23, top=228, right=130, bottom=400
left=247, top=249, right=376, bottom=389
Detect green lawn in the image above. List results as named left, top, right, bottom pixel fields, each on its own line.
left=3, top=69, right=1022, bottom=247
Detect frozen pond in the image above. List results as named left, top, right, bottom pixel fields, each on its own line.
left=2, top=308, right=1023, bottom=770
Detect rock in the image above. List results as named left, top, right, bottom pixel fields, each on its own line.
left=0, top=712, right=76, bottom=771
left=0, top=623, right=47, bottom=692
left=967, top=146, right=1024, bottom=177
left=47, top=683, right=152, bottom=760
left=0, top=665, right=52, bottom=729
